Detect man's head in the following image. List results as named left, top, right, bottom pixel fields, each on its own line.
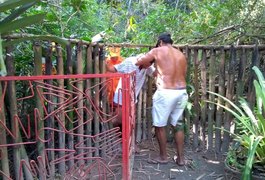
left=155, top=33, right=173, bottom=47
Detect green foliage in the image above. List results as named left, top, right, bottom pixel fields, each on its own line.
left=0, top=0, right=44, bottom=34
left=0, top=0, right=46, bottom=76
left=206, top=66, right=265, bottom=179
left=2, top=0, right=265, bottom=45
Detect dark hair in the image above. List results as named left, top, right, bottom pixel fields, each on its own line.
left=155, top=33, right=173, bottom=47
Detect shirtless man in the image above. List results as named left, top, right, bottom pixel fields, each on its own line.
left=135, top=33, right=188, bottom=165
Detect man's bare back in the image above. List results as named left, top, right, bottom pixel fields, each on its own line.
left=136, top=44, right=187, bottom=89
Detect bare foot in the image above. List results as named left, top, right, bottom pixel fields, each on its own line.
left=173, top=155, right=185, bottom=166
left=177, top=157, right=185, bottom=166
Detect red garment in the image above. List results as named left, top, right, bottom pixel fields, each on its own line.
left=106, top=56, right=123, bottom=103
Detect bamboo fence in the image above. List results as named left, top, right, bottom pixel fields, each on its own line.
left=1, top=38, right=265, bottom=179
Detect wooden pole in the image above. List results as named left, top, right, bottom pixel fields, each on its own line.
left=192, top=49, right=200, bottom=150
left=45, top=43, right=55, bottom=176
left=76, top=42, right=84, bottom=165
left=200, top=49, right=207, bottom=150
left=142, top=86, right=147, bottom=140
left=136, top=91, right=143, bottom=142
left=184, top=46, right=191, bottom=144
left=66, top=43, right=74, bottom=168
left=56, top=44, right=66, bottom=174
left=207, top=48, right=216, bottom=151
left=93, top=44, right=100, bottom=157
left=222, top=47, right=236, bottom=152
left=236, top=48, right=247, bottom=100
left=85, top=45, right=93, bottom=160
left=215, top=47, right=225, bottom=153
left=33, top=41, right=45, bottom=168
left=146, top=77, right=153, bottom=139
left=6, top=42, right=33, bottom=180
left=247, top=44, right=260, bottom=107
left=0, top=75, right=10, bottom=180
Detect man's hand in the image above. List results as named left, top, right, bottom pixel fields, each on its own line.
left=105, top=60, right=117, bottom=72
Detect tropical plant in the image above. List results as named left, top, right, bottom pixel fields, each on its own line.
left=206, top=66, right=265, bottom=180
left=0, top=0, right=47, bottom=76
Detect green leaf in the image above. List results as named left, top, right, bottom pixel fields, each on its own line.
left=207, top=91, right=245, bottom=116
left=254, top=80, right=265, bottom=113
left=0, top=0, right=38, bottom=12
left=242, top=136, right=262, bottom=180
left=0, top=1, right=36, bottom=25
left=253, top=66, right=265, bottom=88
left=239, top=98, right=258, bottom=129
left=0, top=13, right=46, bottom=34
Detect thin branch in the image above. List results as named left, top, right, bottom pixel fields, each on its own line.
left=191, top=25, right=241, bottom=44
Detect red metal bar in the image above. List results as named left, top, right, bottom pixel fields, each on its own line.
left=0, top=72, right=136, bottom=179
left=0, top=73, right=124, bottom=81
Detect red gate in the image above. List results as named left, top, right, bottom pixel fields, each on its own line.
left=0, top=73, right=135, bottom=180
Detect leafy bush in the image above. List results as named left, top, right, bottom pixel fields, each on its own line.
left=207, top=66, right=265, bottom=180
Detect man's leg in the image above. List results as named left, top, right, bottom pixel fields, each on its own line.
left=174, top=126, right=185, bottom=165
left=155, top=126, right=168, bottom=160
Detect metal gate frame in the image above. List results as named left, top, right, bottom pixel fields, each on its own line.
left=0, top=73, right=135, bottom=180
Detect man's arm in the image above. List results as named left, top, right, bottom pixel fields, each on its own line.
left=105, top=61, right=117, bottom=72
left=135, top=49, right=156, bottom=68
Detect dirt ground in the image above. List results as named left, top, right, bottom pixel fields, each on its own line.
left=132, top=139, right=226, bottom=180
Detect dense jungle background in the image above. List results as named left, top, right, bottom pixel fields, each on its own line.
left=2, top=0, right=265, bottom=45
left=1, top=0, right=265, bottom=75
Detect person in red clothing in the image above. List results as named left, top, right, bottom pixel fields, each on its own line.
left=105, top=47, right=124, bottom=103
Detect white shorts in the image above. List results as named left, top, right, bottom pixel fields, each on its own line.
left=152, top=89, right=188, bottom=127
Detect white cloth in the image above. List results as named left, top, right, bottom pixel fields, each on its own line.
left=113, top=56, right=155, bottom=105
left=152, top=89, right=188, bottom=127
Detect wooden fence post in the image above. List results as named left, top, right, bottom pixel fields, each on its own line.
left=93, top=44, right=100, bottom=157
left=222, top=46, right=236, bottom=152
left=215, top=47, right=225, bottom=153
left=200, top=48, right=207, bottom=150
left=207, top=47, right=216, bottom=151
left=56, top=44, right=66, bottom=174
left=192, top=48, right=200, bottom=150
left=85, top=44, right=93, bottom=160
left=66, top=43, right=74, bottom=168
